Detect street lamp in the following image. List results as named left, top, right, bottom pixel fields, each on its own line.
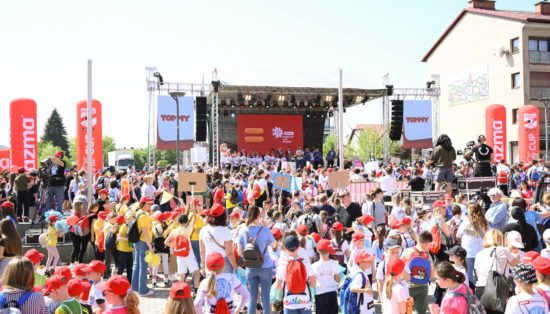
left=540, top=97, right=550, bottom=161
left=169, top=91, right=186, bottom=172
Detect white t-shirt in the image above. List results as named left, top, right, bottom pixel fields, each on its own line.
left=390, top=206, right=405, bottom=221
left=141, top=184, right=156, bottom=199
left=349, top=248, right=372, bottom=275
left=195, top=273, right=244, bottom=314
left=88, top=280, right=109, bottom=311
left=541, top=248, right=550, bottom=259
left=276, top=257, right=315, bottom=310
left=456, top=220, right=484, bottom=258
left=382, top=280, right=409, bottom=314
left=454, top=265, right=469, bottom=288
left=312, top=259, right=340, bottom=295
left=378, top=175, right=396, bottom=196
left=199, top=225, right=233, bottom=257
left=349, top=271, right=375, bottom=314
left=474, top=247, right=515, bottom=287
left=504, top=291, right=548, bottom=314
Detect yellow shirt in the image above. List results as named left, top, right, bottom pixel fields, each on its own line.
left=93, top=219, right=104, bottom=245
left=116, top=204, right=129, bottom=217
left=189, top=212, right=204, bottom=241
left=116, top=224, right=133, bottom=253
left=137, top=210, right=153, bottom=243
left=46, top=225, right=58, bottom=247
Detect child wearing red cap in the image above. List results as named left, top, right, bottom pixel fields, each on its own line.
left=103, top=212, right=119, bottom=279
left=329, top=222, right=350, bottom=267
left=85, top=260, right=109, bottom=312
left=73, top=263, right=93, bottom=304
left=295, top=225, right=316, bottom=263
left=165, top=281, right=195, bottom=314
left=151, top=211, right=173, bottom=288
left=312, top=239, right=341, bottom=314
left=381, top=257, right=409, bottom=314
left=96, top=275, right=140, bottom=314
left=24, top=249, right=46, bottom=287
left=165, top=214, right=200, bottom=289
left=349, top=251, right=375, bottom=314
left=45, top=275, right=83, bottom=314
left=92, top=210, right=107, bottom=261
left=533, top=256, right=550, bottom=303
left=116, top=212, right=135, bottom=283
left=194, top=252, right=249, bottom=314
left=45, top=214, right=61, bottom=275
left=67, top=278, right=93, bottom=314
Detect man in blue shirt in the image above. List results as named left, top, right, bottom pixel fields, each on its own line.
left=485, top=187, right=509, bottom=230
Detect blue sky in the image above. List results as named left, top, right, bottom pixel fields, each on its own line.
left=0, top=0, right=535, bottom=148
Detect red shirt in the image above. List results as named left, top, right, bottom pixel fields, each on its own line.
left=103, top=306, right=128, bottom=314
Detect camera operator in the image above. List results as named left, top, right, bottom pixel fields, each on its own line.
left=14, top=167, right=31, bottom=222
left=46, top=151, right=66, bottom=212
left=471, top=135, right=493, bottom=177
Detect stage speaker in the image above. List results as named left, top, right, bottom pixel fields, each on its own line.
left=389, top=100, right=403, bottom=141
left=196, top=97, right=207, bottom=142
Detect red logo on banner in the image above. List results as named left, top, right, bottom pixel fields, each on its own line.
left=237, top=115, right=303, bottom=154
left=485, top=104, right=507, bottom=162
left=518, top=105, right=540, bottom=162
left=76, top=100, right=103, bottom=173
left=10, top=99, right=37, bottom=170
left=0, top=149, right=10, bottom=171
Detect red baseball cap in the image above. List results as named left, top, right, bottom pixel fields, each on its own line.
left=96, top=275, right=131, bottom=297
left=206, top=252, right=225, bottom=271
left=355, top=251, right=374, bottom=264
left=201, top=203, right=225, bottom=217
left=310, top=232, right=322, bottom=244
left=44, top=275, right=69, bottom=296
left=116, top=215, right=125, bottom=225
left=387, top=257, right=406, bottom=276
left=80, top=279, right=92, bottom=301
left=297, top=225, right=309, bottom=236
left=445, top=194, right=454, bottom=201
left=139, top=196, right=154, bottom=204
left=82, top=260, right=106, bottom=274
left=533, top=256, right=550, bottom=275
left=48, top=215, right=59, bottom=223
left=316, top=239, right=335, bottom=254
left=169, top=281, right=191, bottom=299
left=433, top=200, right=446, bottom=208
left=17, top=167, right=25, bottom=173
left=98, top=211, right=108, bottom=220
left=73, top=263, right=88, bottom=277
left=331, top=222, right=344, bottom=232
left=24, top=249, right=44, bottom=265
left=352, top=233, right=365, bottom=243
left=360, top=215, right=375, bottom=226
left=121, top=194, right=130, bottom=202
left=524, top=251, right=541, bottom=265
left=1, top=201, right=13, bottom=209
left=98, top=189, right=108, bottom=195
left=401, top=216, right=412, bottom=225
left=171, top=211, right=181, bottom=221
left=391, top=220, right=404, bottom=230
left=229, top=211, right=241, bottom=220
left=55, top=151, right=64, bottom=157
left=54, top=266, right=72, bottom=280
left=271, top=228, right=282, bottom=240
left=68, top=279, right=84, bottom=298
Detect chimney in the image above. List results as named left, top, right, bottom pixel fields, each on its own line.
left=468, top=0, right=496, bottom=10
left=535, top=1, right=550, bottom=15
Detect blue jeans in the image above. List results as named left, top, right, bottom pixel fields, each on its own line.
left=466, top=257, right=476, bottom=285
left=246, top=267, right=272, bottom=314
left=131, top=240, right=150, bottom=295
left=47, top=185, right=65, bottom=212
left=191, top=240, right=200, bottom=267
left=284, top=308, right=312, bottom=314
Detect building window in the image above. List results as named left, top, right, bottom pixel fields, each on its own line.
left=529, top=38, right=549, bottom=52
left=512, top=72, right=521, bottom=89
left=512, top=108, right=518, bottom=124
left=511, top=38, right=520, bottom=53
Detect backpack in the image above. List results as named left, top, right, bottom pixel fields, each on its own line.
left=531, top=168, right=542, bottom=183
left=329, top=239, right=346, bottom=265
left=242, top=227, right=267, bottom=268
left=213, top=298, right=230, bottom=314
left=447, top=217, right=461, bottom=247
left=0, top=291, right=33, bottom=314
left=127, top=213, right=144, bottom=244
left=96, top=176, right=105, bottom=190
left=428, top=224, right=442, bottom=255
left=446, top=285, right=486, bottom=314
left=252, top=184, right=261, bottom=199
left=152, top=225, right=170, bottom=254
left=173, top=234, right=191, bottom=257
left=230, top=189, right=239, bottom=205
left=497, top=171, right=508, bottom=184
left=285, top=258, right=308, bottom=294
left=480, top=249, right=512, bottom=313
left=73, top=216, right=90, bottom=237
left=304, top=214, right=318, bottom=234
left=339, top=272, right=366, bottom=314
left=406, top=248, right=431, bottom=285
left=105, top=230, right=116, bottom=251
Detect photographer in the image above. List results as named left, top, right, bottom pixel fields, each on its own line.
left=14, top=167, right=30, bottom=222
left=471, top=135, right=493, bottom=177
left=46, top=151, right=66, bottom=212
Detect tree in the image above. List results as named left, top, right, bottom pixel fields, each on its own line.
left=41, top=109, right=69, bottom=156
left=38, top=141, right=61, bottom=165
left=102, top=136, right=116, bottom=165
left=323, top=134, right=336, bottom=156
left=67, top=137, right=77, bottom=167
left=346, top=126, right=404, bottom=160
left=133, top=148, right=148, bottom=170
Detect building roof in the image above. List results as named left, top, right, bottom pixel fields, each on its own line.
left=422, top=7, right=550, bottom=62
left=347, top=124, right=385, bottom=144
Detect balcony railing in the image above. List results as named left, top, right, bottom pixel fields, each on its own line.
left=531, top=86, right=550, bottom=100
left=530, top=51, right=550, bottom=64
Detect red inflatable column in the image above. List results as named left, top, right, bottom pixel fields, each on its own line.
left=0, top=149, right=10, bottom=171
left=485, top=104, right=507, bottom=162
left=10, top=98, right=37, bottom=170
left=518, top=105, right=541, bottom=163
left=76, top=100, right=103, bottom=173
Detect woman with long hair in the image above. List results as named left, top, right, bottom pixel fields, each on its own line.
left=69, top=201, right=89, bottom=265
left=0, top=256, right=48, bottom=313
left=0, top=218, right=22, bottom=274
left=426, top=134, right=456, bottom=194
left=199, top=204, right=238, bottom=274
left=456, top=202, right=488, bottom=286
left=503, top=202, right=539, bottom=252
left=429, top=261, right=474, bottom=314
left=237, top=205, right=276, bottom=314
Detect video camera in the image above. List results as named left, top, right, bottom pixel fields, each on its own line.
left=37, top=158, right=53, bottom=187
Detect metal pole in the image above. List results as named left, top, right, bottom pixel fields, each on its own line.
left=147, top=87, right=152, bottom=168
left=86, top=60, right=93, bottom=202
left=176, top=97, right=180, bottom=172
left=546, top=103, right=549, bottom=161
left=338, top=69, right=344, bottom=169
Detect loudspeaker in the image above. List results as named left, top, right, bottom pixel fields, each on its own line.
left=196, top=97, right=207, bottom=142
left=389, top=100, right=403, bottom=141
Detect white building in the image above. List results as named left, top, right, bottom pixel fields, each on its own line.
left=423, top=0, right=550, bottom=163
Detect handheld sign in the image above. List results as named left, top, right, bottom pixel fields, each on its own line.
left=274, top=174, right=292, bottom=191
left=178, top=172, right=207, bottom=193
left=328, top=171, right=349, bottom=189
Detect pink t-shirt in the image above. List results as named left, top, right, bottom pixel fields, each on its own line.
left=103, top=306, right=128, bottom=314
left=440, top=283, right=470, bottom=314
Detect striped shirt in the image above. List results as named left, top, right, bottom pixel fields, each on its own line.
left=0, top=289, right=48, bottom=314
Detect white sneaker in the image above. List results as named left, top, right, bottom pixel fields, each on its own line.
left=141, top=290, right=154, bottom=297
